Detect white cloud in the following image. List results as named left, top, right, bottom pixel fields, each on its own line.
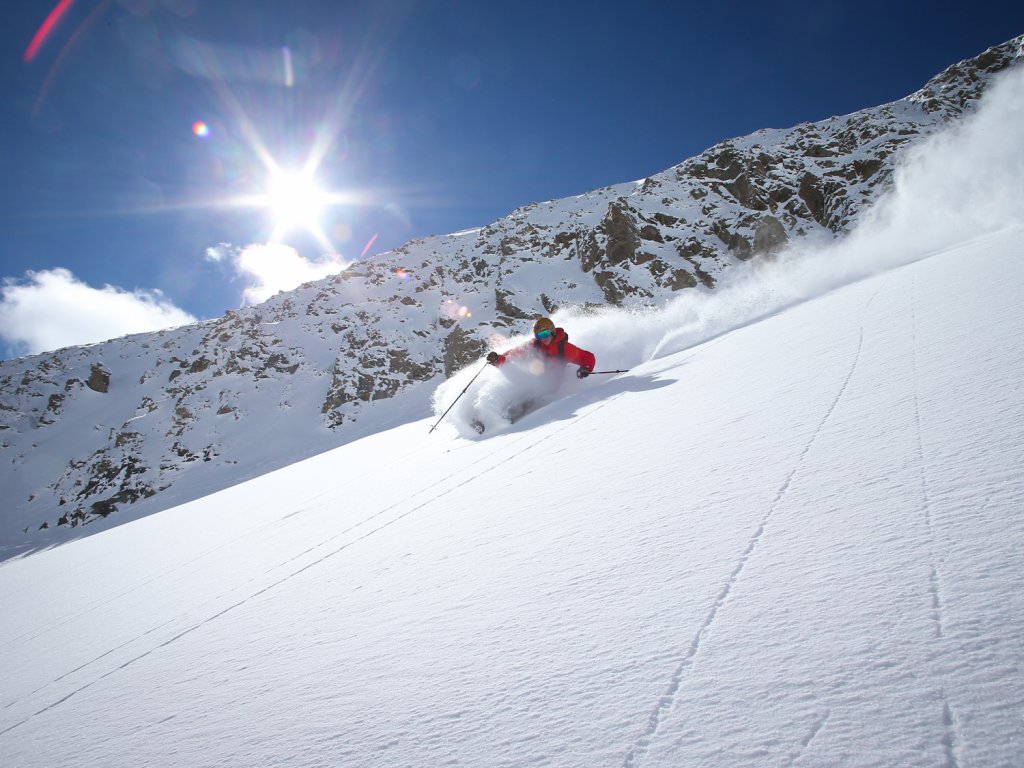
left=0, top=268, right=196, bottom=358
left=206, top=242, right=349, bottom=305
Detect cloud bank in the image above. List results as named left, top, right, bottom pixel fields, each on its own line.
left=0, top=240, right=350, bottom=359
left=0, top=268, right=196, bottom=359
left=206, top=242, right=350, bottom=305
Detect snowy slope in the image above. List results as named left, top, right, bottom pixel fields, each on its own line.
left=2, top=222, right=1022, bottom=767
left=3, top=42, right=1024, bottom=768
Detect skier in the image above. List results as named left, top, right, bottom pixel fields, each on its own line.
left=486, top=317, right=595, bottom=379
left=429, top=317, right=612, bottom=435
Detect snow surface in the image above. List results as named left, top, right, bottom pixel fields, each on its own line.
left=2, top=60, right=1024, bottom=768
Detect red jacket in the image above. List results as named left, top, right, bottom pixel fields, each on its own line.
left=493, top=328, right=596, bottom=372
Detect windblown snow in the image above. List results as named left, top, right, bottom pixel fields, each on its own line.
left=2, top=59, right=1023, bottom=768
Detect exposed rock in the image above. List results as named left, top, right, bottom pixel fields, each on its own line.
left=725, top=173, right=768, bottom=211
left=188, top=357, right=212, bottom=375
left=804, top=144, right=837, bottom=158
left=320, top=362, right=350, bottom=427
left=669, top=269, right=698, bottom=291
left=443, top=326, right=486, bottom=377
left=711, top=221, right=753, bottom=260
left=115, top=431, right=138, bottom=448
left=799, top=172, right=826, bottom=225
left=753, top=216, right=789, bottom=256
left=853, top=158, right=884, bottom=180
left=259, top=353, right=300, bottom=377
left=640, top=225, right=664, bottom=242
left=552, top=231, right=577, bottom=251
left=576, top=229, right=604, bottom=274
left=41, top=393, right=65, bottom=424
left=387, top=349, right=435, bottom=384
left=86, top=364, right=111, bottom=393
left=539, top=294, right=559, bottom=314
left=495, top=288, right=531, bottom=321
left=603, top=201, right=641, bottom=265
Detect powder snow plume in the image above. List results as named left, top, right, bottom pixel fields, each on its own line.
left=642, top=62, right=1024, bottom=362
left=435, top=62, right=1024, bottom=433
left=577, top=63, right=1024, bottom=363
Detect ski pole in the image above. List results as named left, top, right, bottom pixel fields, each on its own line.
left=429, top=361, right=489, bottom=434
left=588, top=369, right=630, bottom=375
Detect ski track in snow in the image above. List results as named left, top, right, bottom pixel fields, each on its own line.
left=7, top=499, right=332, bottom=649
left=0, top=388, right=632, bottom=738
left=910, top=275, right=947, bottom=642
left=622, top=285, right=882, bottom=768
left=782, top=709, right=831, bottom=767
left=909, top=274, right=960, bottom=768
left=2, top=432, right=440, bottom=649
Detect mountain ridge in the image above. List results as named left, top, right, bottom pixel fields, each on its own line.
left=1, top=35, right=1020, bottom=556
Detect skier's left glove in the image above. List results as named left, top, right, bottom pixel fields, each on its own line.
left=576, top=366, right=591, bottom=379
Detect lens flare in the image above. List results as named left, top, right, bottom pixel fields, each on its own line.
left=192, top=120, right=211, bottom=138
left=360, top=233, right=379, bottom=258
left=24, top=0, right=76, bottom=63
left=442, top=298, right=473, bottom=321
left=281, top=46, right=294, bottom=88
left=332, top=222, right=352, bottom=243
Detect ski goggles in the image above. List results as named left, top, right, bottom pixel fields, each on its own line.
left=535, top=329, right=554, bottom=340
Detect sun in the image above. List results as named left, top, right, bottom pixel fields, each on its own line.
left=264, top=169, right=329, bottom=238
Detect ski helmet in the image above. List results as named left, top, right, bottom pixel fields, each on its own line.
left=533, top=317, right=555, bottom=335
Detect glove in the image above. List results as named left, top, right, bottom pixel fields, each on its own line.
left=576, top=366, right=591, bottom=379
left=486, top=351, right=500, bottom=365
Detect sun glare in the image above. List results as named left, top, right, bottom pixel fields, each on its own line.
left=266, top=170, right=328, bottom=235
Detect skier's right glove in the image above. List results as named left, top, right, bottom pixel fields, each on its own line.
left=486, top=351, right=500, bottom=365
left=576, top=366, right=591, bottom=379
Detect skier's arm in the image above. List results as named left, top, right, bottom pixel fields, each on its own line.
left=564, top=343, right=596, bottom=373
left=488, top=341, right=533, bottom=366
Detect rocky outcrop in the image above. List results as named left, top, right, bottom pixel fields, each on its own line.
left=87, top=364, right=111, bottom=393
left=754, top=216, right=789, bottom=256
left=442, top=326, right=487, bottom=377
left=603, top=201, right=642, bottom=265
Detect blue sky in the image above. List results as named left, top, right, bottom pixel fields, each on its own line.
left=0, top=0, right=1021, bottom=359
